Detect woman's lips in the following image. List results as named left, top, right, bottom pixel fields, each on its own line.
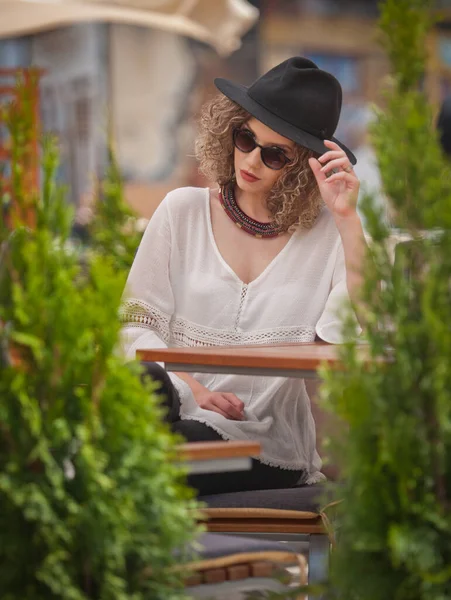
left=240, top=169, right=260, bottom=183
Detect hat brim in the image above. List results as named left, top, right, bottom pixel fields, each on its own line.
left=215, top=78, right=357, bottom=165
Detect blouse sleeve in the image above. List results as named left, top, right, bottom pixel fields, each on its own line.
left=119, top=197, right=174, bottom=360
left=315, top=240, right=362, bottom=344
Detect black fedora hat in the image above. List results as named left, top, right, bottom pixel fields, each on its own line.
left=215, top=56, right=356, bottom=165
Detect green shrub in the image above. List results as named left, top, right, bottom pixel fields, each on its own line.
left=321, top=1, right=451, bottom=599
left=88, top=143, right=143, bottom=273
left=0, top=74, right=200, bottom=600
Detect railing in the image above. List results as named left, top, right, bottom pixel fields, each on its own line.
left=0, top=68, right=44, bottom=228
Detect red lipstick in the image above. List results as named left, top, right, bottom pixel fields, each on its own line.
left=240, top=169, right=260, bottom=183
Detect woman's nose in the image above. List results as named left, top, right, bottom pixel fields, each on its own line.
left=245, top=147, right=262, bottom=169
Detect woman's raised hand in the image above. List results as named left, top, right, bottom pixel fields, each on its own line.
left=308, top=139, right=360, bottom=220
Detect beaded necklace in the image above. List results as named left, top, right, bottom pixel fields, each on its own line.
left=219, top=183, right=283, bottom=239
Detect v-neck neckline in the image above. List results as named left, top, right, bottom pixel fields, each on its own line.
left=205, top=188, right=298, bottom=287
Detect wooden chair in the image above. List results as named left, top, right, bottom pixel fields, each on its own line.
left=194, top=380, right=339, bottom=587
left=150, top=366, right=341, bottom=590
left=177, top=441, right=309, bottom=596
left=198, top=483, right=334, bottom=588
left=178, top=441, right=333, bottom=586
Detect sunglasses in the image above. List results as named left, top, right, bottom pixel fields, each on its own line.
left=233, top=128, right=293, bottom=170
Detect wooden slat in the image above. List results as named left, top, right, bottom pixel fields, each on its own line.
left=138, top=342, right=356, bottom=372
left=251, top=561, right=274, bottom=578
left=207, top=518, right=325, bottom=535
left=179, top=440, right=260, bottom=461
left=203, top=567, right=227, bottom=584
left=227, top=563, right=250, bottom=580
left=0, top=67, right=42, bottom=230
left=178, top=550, right=306, bottom=576
left=0, top=86, right=16, bottom=96
left=203, top=508, right=319, bottom=520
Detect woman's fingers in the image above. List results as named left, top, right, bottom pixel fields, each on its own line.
left=318, top=150, right=343, bottom=163
left=324, top=171, right=357, bottom=185
left=320, top=156, right=350, bottom=175
left=221, top=393, right=245, bottom=419
left=222, top=392, right=245, bottom=412
left=211, top=395, right=243, bottom=420
left=196, top=390, right=245, bottom=420
left=323, top=139, right=342, bottom=151
left=207, top=401, right=230, bottom=419
left=308, top=157, right=326, bottom=182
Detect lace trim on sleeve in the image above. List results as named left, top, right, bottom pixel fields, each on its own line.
left=171, top=316, right=316, bottom=347
left=119, top=299, right=171, bottom=344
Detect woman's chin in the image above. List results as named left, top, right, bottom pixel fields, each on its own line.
left=236, top=175, right=262, bottom=193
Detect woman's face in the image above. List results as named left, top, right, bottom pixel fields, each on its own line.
left=233, top=117, right=295, bottom=196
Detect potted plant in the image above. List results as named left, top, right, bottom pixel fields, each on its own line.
left=0, top=74, right=200, bottom=600
left=321, top=0, right=451, bottom=598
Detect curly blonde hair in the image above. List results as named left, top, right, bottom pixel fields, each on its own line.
left=195, top=94, right=324, bottom=231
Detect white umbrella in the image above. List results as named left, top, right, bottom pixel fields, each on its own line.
left=0, top=0, right=258, bottom=55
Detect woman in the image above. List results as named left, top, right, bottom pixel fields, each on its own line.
left=120, top=57, right=366, bottom=496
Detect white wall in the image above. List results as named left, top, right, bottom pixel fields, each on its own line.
left=109, top=24, right=196, bottom=181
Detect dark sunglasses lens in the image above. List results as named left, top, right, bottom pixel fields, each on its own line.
left=234, top=130, right=256, bottom=153
left=261, top=148, right=286, bottom=170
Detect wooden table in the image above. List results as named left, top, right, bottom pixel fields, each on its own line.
left=137, top=341, right=354, bottom=379
left=139, top=342, right=366, bottom=474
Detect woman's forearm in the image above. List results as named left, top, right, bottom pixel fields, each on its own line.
left=173, top=371, right=245, bottom=420
left=174, top=371, right=209, bottom=395
left=335, top=213, right=367, bottom=319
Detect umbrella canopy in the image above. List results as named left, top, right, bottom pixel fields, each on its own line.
left=0, top=0, right=258, bottom=55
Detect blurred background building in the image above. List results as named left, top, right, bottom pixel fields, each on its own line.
left=2, top=0, right=451, bottom=222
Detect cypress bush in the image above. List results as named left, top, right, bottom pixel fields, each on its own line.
left=321, top=1, right=451, bottom=598
left=87, top=143, right=143, bottom=273
left=0, top=74, right=200, bottom=600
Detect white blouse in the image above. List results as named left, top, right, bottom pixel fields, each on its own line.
left=120, top=186, right=355, bottom=483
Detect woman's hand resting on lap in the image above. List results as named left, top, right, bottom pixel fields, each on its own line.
left=194, top=389, right=245, bottom=420
left=173, top=372, right=245, bottom=420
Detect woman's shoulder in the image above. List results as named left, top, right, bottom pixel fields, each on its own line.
left=161, top=186, right=209, bottom=217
